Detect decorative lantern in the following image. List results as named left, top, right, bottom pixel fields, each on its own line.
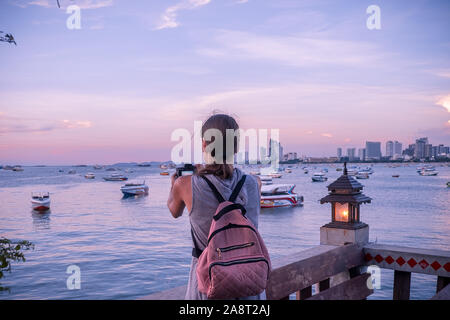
left=320, top=163, right=371, bottom=230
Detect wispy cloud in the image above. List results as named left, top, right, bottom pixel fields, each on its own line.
left=155, top=0, right=211, bottom=30
left=197, top=30, right=382, bottom=67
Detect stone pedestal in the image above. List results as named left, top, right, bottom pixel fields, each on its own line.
left=320, top=224, right=369, bottom=287
left=320, top=224, right=369, bottom=246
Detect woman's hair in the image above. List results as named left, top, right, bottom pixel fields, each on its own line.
left=197, top=113, right=239, bottom=180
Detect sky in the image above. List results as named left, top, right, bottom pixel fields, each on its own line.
left=0, top=0, right=449, bottom=165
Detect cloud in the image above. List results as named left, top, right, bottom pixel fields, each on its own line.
left=0, top=113, right=93, bottom=135
left=155, top=0, right=211, bottom=30
left=197, top=30, right=382, bottom=67
left=321, top=133, right=333, bottom=138
left=436, top=95, right=450, bottom=112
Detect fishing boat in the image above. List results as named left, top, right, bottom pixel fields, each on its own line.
left=160, top=171, right=169, bottom=176
left=31, top=192, right=50, bottom=211
left=85, top=172, right=95, bottom=179
left=121, top=181, right=149, bottom=196
left=260, top=184, right=303, bottom=208
left=355, top=172, right=369, bottom=179
left=312, top=172, right=327, bottom=182
left=419, top=169, right=438, bottom=176
left=103, top=173, right=128, bottom=181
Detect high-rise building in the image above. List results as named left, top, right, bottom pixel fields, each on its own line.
left=346, top=148, right=356, bottom=160
left=358, top=148, right=366, bottom=161
left=394, top=141, right=402, bottom=156
left=424, top=144, right=433, bottom=159
left=386, top=141, right=394, bottom=157
left=365, top=141, right=382, bottom=160
left=268, top=139, right=283, bottom=162
left=337, top=148, right=342, bottom=159
left=414, top=137, right=428, bottom=159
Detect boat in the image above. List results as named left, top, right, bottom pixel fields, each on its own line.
left=336, top=168, right=343, bottom=172
left=31, top=192, right=50, bottom=211
left=160, top=171, right=170, bottom=176
left=258, top=175, right=273, bottom=184
left=68, top=170, right=76, bottom=174
left=304, top=169, right=309, bottom=174
left=268, top=172, right=282, bottom=178
left=419, top=169, right=438, bottom=176
left=249, top=171, right=260, bottom=176
left=260, top=184, right=303, bottom=208
left=2, top=165, right=14, bottom=170
left=103, top=173, right=128, bottom=181
left=359, top=166, right=374, bottom=174
left=93, top=165, right=103, bottom=170
left=355, top=172, right=369, bottom=179
left=85, top=173, right=95, bottom=179
left=312, top=172, right=328, bottom=182
left=160, top=164, right=168, bottom=170
left=12, top=166, right=24, bottom=172
left=392, top=174, right=400, bottom=178
left=121, top=181, right=149, bottom=196
left=447, top=182, right=450, bottom=188
left=285, top=169, right=292, bottom=173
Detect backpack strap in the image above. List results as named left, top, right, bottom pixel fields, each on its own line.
left=229, top=175, right=247, bottom=202
left=213, top=203, right=246, bottom=221
left=200, top=175, right=225, bottom=203
left=191, top=227, right=203, bottom=259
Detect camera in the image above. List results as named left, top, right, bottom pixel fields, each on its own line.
left=176, top=163, right=196, bottom=177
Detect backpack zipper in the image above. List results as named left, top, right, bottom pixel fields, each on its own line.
left=216, top=242, right=255, bottom=259
left=208, top=257, right=269, bottom=281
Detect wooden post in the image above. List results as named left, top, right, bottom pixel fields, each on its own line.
left=393, top=270, right=411, bottom=300
left=436, top=276, right=450, bottom=293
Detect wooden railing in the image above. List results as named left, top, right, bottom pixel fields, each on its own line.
left=363, top=243, right=450, bottom=300
left=140, top=243, right=450, bottom=300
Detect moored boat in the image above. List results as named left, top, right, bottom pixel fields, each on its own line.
left=103, top=173, right=128, bottom=181
left=312, top=172, right=327, bottom=182
left=121, top=181, right=149, bottom=196
left=260, top=184, right=303, bottom=208
left=392, top=174, right=400, bottom=178
left=355, top=172, right=369, bottom=179
left=419, top=169, right=438, bottom=176
left=12, top=166, right=24, bottom=172
left=31, top=192, right=50, bottom=211
left=85, top=172, right=95, bottom=179
left=160, top=171, right=169, bottom=176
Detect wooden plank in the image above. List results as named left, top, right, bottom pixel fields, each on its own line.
left=436, top=276, right=450, bottom=293
left=140, top=285, right=186, bottom=300
left=431, top=282, right=450, bottom=300
left=307, top=273, right=373, bottom=300
left=266, top=244, right=364, bottom=300
left=393, top=270, right=411, bottom=300
left=364, top=243, right=450, bottom=277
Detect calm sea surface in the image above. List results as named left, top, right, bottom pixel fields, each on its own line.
left=0, top=164, right=449, bottom=300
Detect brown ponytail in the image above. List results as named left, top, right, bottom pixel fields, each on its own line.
left=197, top=113, right=239, bottom=180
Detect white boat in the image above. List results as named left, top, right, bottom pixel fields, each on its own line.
left=103, top=173, right=128, bottom=181
left=260, top=184, right=303, bottom=208
left=268, top=173, right=282, bottom=178
left=419, top=169, right=438, bottom=176
left=359, top=166, right=374, bottom=174
left=13, top=166, right=24, bottom=172
left=355, top=172, right=370, bottom=179
left=31, top=192, right=50, bottom=211
left=121, top=181, right=149, bottom=196
left=312, top=172, right=328, bottom=182
left=258, top=175, right=273, bottom=185
left=93, top=165, right=103, bottom=170
left=85, top=173, right=95, bottom=179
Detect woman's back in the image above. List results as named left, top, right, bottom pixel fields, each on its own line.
left=186, top=167, right=261, bottom=300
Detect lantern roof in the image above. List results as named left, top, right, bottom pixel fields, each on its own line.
left=320, top=162, right=372, bottom=204
left=320, top=193, right=372, bottom=204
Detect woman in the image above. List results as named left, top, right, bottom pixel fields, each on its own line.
left=167, top=113, right=262, bottom=300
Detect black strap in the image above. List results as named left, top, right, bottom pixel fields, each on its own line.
left=229, top=175, right=247, bottom=202
left=200, top=175, right=225, bottom=203
left=213, top=203, right=246, bottom=221
left=191, top=227, right=203, bottom=258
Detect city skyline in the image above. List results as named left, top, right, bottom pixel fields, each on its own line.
left=1, top=0, right=449, bottom=165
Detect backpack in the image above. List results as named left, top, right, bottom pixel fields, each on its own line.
left=193, top=174, right=271, bottom=299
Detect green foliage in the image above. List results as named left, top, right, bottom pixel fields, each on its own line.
left=0, top=237, right=34, bottom=291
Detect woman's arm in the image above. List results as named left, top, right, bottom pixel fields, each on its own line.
left=167, top=174, right=191, bottom=218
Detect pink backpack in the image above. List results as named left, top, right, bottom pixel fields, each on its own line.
left=193, top=175, right=271, bottom=299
